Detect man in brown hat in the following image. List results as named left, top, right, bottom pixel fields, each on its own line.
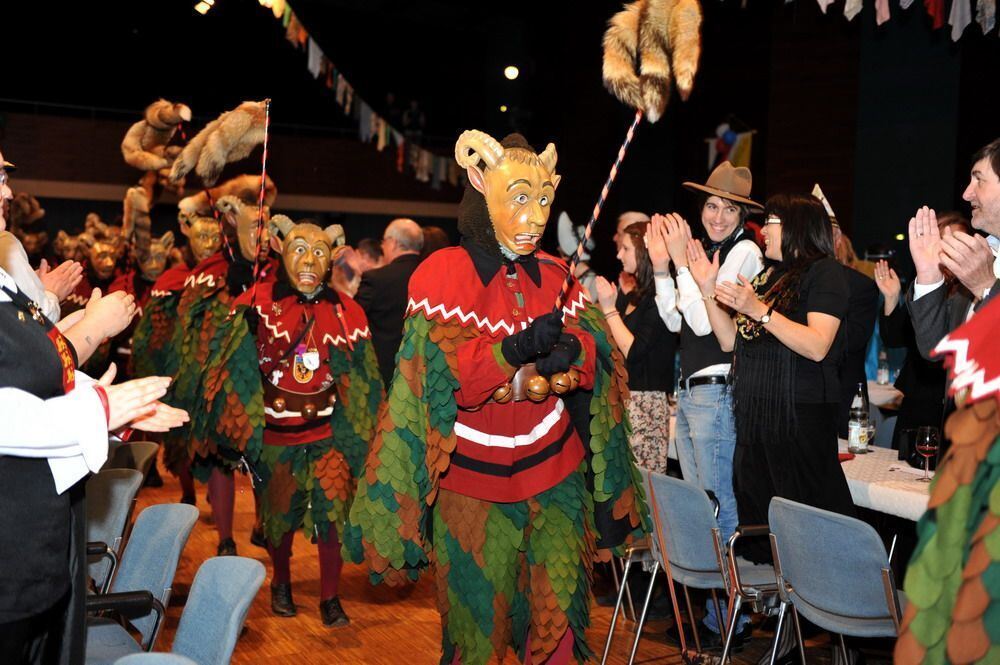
left=649, top=160, right=764, bottom=649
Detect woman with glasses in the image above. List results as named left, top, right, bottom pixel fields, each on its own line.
left=689, top=193, right=855, bottom=563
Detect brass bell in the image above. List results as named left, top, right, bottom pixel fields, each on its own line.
left=550, top=372, right=573, bottom=395
left=272, top=397, right=286, bottom=413
left=525, top=375, right=551, bottom=402
left=328, top=393, right=337, bottom=407
left=493, top=382, right=514, bottom=404
left=302, top=402, right=318, bottom=419
left=568, top=368, right=581, bottom=390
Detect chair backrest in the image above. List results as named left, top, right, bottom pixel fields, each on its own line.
left=106, top=441, right=160, bottom=477
left=86, top=469, right=144, bottom=585
left=172, top=557, right=266, bottom=665
left=114, top=654, right=199, bottom=665
left=644, top=469, right=725, bottom=589
left=768, top=498, right=895, bottom=622
left=110, top=503, right=199, bottom=645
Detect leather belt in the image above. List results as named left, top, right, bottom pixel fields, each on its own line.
left=686, top=375, right=729, bottom=389
left=262, top=380, right=336, bottom=418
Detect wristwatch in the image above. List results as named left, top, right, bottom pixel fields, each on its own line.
left=759, top=306, right=773, bottom=324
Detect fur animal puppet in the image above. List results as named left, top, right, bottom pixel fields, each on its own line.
left=177, top=174, right=277, bottom=220
left=170, top=100, right=267, bottom=186
left=122, top=186, right=174, bottom=281
left=603, top=0, right=702, bottom=122
left=54, top=230, right=88, bottom=263
left=121, top=99, right=192, bottom=172
left=9, top=192, right=48, bottom=256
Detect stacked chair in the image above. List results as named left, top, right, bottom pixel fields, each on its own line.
left=86, top=469, right=145, bottom=593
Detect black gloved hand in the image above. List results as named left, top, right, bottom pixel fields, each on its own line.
left=500, top=311, right=564, bottom=366
left=535, top=333, right=582, bottom=376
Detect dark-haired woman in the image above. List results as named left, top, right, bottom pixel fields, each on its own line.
left=595, top=220, right=678, bottom=474
left=690, top=193, right=855, bottom=563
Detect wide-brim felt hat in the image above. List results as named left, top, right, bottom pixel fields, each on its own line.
left=682, top=161, right=762, bottom=210
left=2, top=159, right=14, bottom=171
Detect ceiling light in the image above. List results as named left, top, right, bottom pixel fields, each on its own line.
left=895, top=233, right=905, bottom=241
left=194, top=1, right=212, bottom=14
left=500, top=105, right=508, bottom=113
left=504, top=66, right=519, bottom=81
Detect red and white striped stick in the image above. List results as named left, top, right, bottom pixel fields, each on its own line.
left=554, top=108, right=643, bottom=312
left=250, top=98, right=273, bottom=306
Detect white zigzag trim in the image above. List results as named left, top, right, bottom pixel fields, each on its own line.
left=183, top=271, right=218, bottom=289
left=252, top=305, right=369, bottom=346
left=407, top=289, right=590, bottom=336
left=65, top=293, right=89, bottom=306
left=934, top=334, right=1000, bottom=402
left=150, top=289, right=172, bottom=298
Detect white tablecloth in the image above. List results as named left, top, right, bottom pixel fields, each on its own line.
left=839, top=444, right=929, bottom=521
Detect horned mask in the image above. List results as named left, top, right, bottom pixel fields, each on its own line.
left=454, top=130, right=560, bottom=256
left=268, top=215, right=345, bottom=296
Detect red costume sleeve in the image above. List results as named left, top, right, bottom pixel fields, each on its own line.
left=454, top=337, right=516, bottom=408
left=565, top=325, right=597, bottom=391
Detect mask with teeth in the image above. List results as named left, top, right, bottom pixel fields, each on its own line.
left=268, top=215, right=344, bottom=296
left=454, top=130, right=560, bottom=257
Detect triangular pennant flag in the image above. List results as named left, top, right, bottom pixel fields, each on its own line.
left=811, top=183, right=838, bottom=226
left=978, top=0, right=997, bottom=33
left=729, top=132, right=753, bottom=168
left=876, top=0, right=891, bottom=24
left=845, top=0, right=864, bottom=20
left=900, top=0, right=917, bottom=9
left=281, top=3, right=292, bottom=27
left=926, top=0, right=946, bottom=29
left=306, top=38, right=323, bottom=78
left=816, top=0, right=836, bottom=12
left=950, top=0, right=973, bottom=38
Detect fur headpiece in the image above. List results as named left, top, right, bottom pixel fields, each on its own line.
left=170, top=100, right=267, bottom=186
left=121, top=99, right=191, bottom=172
left=177, top=174, right=277, bottom=220
left=603, top=0, right=702, bottom=122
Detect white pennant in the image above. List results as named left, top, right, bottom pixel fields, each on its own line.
left=845, top=0, right=864, bottom=20
left=978, top=0, right=997, bottom=33
left=816, top=0, right=836, bottom=12
left=950, top=0, right=973, bottom=39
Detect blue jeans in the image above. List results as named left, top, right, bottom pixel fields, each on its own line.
left=674, top=383, right=738, bottom=541
left=674, top=383, right=747, bottom=634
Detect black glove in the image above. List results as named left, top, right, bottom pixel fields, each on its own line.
left=535, top=333, right=582, bottom=376
left=500, top=311, right=564, bottom=366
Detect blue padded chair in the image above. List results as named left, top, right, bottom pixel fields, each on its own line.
left=104, top=441, right=160, bottom=480
left=602, top=469, right=777, bottom=665
left=114, top=655, right=198, bottom=665
left=86, top=469, right=144, bottom=592
left=171, top=557, right=266, bottom=665
left=86, top=504, right=199, bottom=665
left=768, top=497, right=905, bottom=664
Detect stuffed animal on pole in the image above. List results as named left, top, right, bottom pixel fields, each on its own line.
left=122, top=99, right=192, bottom=172
left=177, top=174, right=277, bottom=219
left=170, top=100, right=268, bottom=186
left=123, top=186, right=174, bottom=283
left=602, top=0, right=702, bottom=122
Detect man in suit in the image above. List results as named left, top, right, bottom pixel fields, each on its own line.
left=907, top=139, right=1000, bottom=359
left=355, top=218, right=424, bottom=388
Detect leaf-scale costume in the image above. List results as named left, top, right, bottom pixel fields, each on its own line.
left=350, top=131, right=648, bottom=664
left=201, top=216, right=383, bottom=626
left=896, top=296, right=1000, bottom=664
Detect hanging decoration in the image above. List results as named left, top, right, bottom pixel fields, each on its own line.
left=263, top=1, right=459, bottom=191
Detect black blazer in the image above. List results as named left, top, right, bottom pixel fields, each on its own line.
left=905, top=277, right=1000, bottom=360
left=836, top=266, right=879, bottom=438
left=355, top=253, right=423, bottom=388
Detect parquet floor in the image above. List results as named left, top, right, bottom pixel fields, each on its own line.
left=133, top=466, right=888, bottom=664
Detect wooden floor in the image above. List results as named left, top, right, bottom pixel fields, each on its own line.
left=133, top=465, right=889, bottom=664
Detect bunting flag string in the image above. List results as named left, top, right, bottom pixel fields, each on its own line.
left=260, top=0, right=457, bottom=191
left=786, top=0, right=997, bottom=40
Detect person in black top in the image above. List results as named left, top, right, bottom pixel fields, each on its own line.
left=355, top=218, right=424, bottom=388
left=595, top=220, right=677, bottom=473
left=691, top=193, right=855, bottom=563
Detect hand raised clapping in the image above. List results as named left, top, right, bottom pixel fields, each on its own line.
left=715, top=274, right=767, bottom=320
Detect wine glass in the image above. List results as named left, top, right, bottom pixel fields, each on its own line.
left=915, top=426, right=940, bottom=483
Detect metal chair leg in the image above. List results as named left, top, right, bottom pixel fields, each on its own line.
left=719, top=594, right=743, bottom=664
left=627, top=560, right=659, bottom=665
left=792, top=606, right=806, bottom=665
left=601, top=553, right=635, bottom=665
left=838, top=633, right=849, bottom=664
left=769, top=602, right=788, bottom=665
left=710, top=589, right=728, bottom=638
left=682, top=585, right=702, bottom=655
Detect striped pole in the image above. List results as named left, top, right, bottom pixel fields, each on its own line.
left=250, top=99, right=273, bottom=307
left=554, top=108, right=643, bottom=312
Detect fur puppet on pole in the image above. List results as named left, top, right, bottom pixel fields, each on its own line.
left=170, top=100, right=268, bottom=186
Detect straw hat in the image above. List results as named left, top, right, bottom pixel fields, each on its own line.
left=682, top=161, right=762, bottom=210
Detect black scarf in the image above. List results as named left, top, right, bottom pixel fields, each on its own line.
left=702, top=225, right=748, bottom=261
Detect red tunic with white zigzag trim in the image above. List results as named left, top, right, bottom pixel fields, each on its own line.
left=409, top=245, right=596, bottom=503
left=232, top=282, right=371, bottom=446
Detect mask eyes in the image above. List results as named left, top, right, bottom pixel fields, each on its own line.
left=539, top=196, right=550, bottom=207
left=313, top=248, right=324, bottom=258
left=514, top=193, right=529, bottom=205
left=294, top=245, right=306, bottom=255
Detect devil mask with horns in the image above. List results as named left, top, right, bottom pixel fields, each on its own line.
left=455, top=131, right=560, bottom=259
left=268, top=215, right=345, bottom=296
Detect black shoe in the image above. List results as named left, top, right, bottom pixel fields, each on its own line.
left=217, top=538, right=237, bottom=557
left=180, top=493, right=196, bottom=506
left=250, top=527, right=267, bottom=549
left=271, top=583, right=297, bottom=617
left=319, top=596, right=350, bottom=627
left=144, top=464, right=164, bottom=488
left=699, top=620, right=753, bottom=653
